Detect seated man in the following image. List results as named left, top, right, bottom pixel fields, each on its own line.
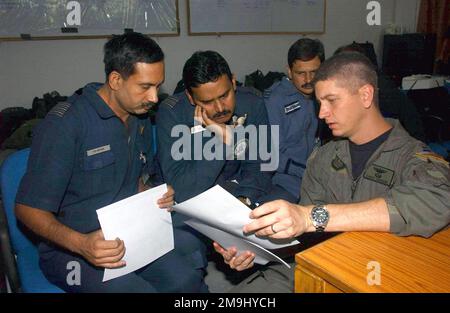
left=156, top=50, right=275, bottom=275
left=15, top=32, right=207, bottom=293
left=262, top=38, right=324, bottom=203
left=216, top=52, right=450, bottom=292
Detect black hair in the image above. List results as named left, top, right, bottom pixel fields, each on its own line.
left=182, top=51, right=233, bottom=93
left=103, top=32, right=164, bottom=80
left=288, top=38, right=325, bottom=67
left=313, top=52, right=379, bottom=104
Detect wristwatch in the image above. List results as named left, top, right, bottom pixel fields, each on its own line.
left=310, top=205, right=329, bottom=232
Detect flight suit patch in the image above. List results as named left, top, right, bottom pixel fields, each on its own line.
left=331, top=156, right=345, bottom=171
left=415, top=152, right=449, bottom=168
left=413, top=162, right=449, bottom=186
left=364, top=164, right=395, bottom=187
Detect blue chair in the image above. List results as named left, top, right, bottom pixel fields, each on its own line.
left=0, top=148, right=63, bottom=292
left=428, top=143, right=449, bottom=160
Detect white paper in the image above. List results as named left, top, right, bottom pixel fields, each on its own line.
left=173, top=185, right=300, bottom=267
left=185, top=219, right=290, bottom=268
left=96, top=184, right=174, bottom=282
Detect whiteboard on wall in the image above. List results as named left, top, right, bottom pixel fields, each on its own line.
left=0, top=0, right=179, bottom=40
left=188, top=0, right=326, bottom=35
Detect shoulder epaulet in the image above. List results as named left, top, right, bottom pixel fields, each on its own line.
left=263, top=88, right=272, bottom=99
left=47, top=102, right=71, bottom=118
left=161, top=95, right=179, bottom=109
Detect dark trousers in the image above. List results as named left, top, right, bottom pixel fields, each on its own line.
left=171, top=212, right=210, bottom=270
left=40, top=241, right=209, bottom=293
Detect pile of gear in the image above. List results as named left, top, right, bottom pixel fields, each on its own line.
left=0, top=91, right=67, bottom=165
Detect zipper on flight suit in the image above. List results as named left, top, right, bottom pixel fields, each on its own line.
left=351, top=177, right=360, bottom=200
left=350, top=155, right=383, bottom=200
left=348, top=128, right=393, bottom=201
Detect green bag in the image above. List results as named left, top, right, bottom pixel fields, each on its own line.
left=2, top=119, right=42, bottom=150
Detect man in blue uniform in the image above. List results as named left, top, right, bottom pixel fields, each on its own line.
left=14, top=33, right=207, bottom=292
left=157, top=51, right=272, bottom=204
left=263, top=38, right=324, bottom=203
left=156, top=50, right=273, bottom=274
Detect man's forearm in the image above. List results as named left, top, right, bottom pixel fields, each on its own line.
left=300, top=198, right=391, bottom=233
left=15, top=203, right=85, bottom=254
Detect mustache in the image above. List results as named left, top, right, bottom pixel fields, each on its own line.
left=301, top=83, right=313, bottom=89
left=141, top=102, right=156, bottom=109
left=213, top=111, right=231, bottom=119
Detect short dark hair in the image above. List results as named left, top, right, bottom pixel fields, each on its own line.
left=183, top=51, right=233, bottom=93
left=288, top=38, right=325, bottom=67
left=313, top=52, right=379, bottom=104
left=334, top=43, right=366, bottom=56
left=103, top=32, right=164, bottom=80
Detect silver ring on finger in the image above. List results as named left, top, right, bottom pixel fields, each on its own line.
left=271, top=224, right=277, bottom=234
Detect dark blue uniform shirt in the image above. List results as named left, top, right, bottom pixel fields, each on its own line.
left=16, top=83, right=158, bottom=252
left=264, top=77, right=318, bottom=199
left=156, top=87, right=273, bottom=203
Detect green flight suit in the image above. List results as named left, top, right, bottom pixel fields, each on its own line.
left=300, top=119, right=450, bottom=238
left=230, top=119, right=449, bottom=293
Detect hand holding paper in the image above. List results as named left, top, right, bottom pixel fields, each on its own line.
left=96, top=184, right=174, bottom=282
left=78, top=229, right=126, bottom=269
left=212, top=242, right=255, bottom=272
left=173, top=185, right=300, bottom=267
left=244, top=199, right=313, bottom=239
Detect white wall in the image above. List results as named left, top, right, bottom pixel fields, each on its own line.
left=0, top=0, right=419, bottom=110
left=394, top=0, right=420, bottom=34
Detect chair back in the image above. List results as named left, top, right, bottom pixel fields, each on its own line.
left=0, top=148, right=63, bottom=292
left=0, top=148, right=33, bottom=254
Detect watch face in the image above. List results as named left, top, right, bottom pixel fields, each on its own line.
left=312, top=207, right=329, bottom=225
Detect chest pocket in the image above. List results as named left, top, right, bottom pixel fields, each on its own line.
left=83, top=150, right=115, bottom=170
left=81, top=150, right=116, bottom=195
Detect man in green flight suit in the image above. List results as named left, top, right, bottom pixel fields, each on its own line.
left=215, top=51, right=450, bottom=292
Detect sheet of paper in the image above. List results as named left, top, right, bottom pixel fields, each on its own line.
left=173, top=185, right=299, bottom=250
left=96, top=184, right=174, bottom=282
left=185, top=219, right=291, bottom=268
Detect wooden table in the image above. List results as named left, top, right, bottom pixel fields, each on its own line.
left=295, top=228, right=450, bottom=293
